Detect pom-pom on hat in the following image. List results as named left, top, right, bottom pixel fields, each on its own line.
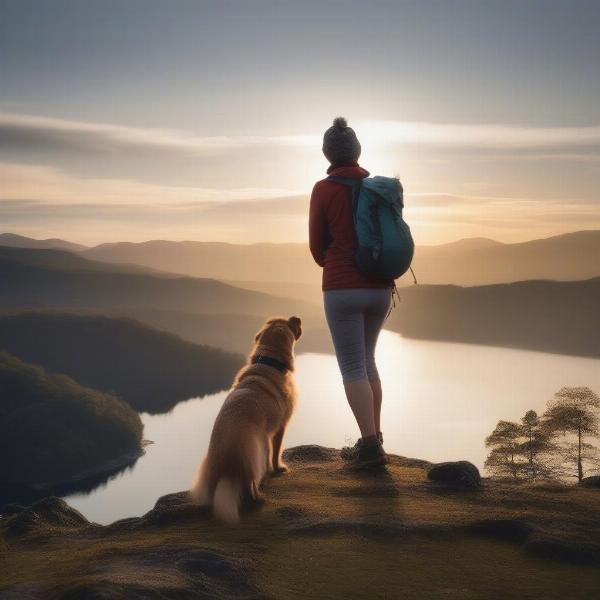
left=322, top=117, right=361, bottom=165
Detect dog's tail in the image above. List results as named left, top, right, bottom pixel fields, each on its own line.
left=212, top=477, right=242, bottom=523
left=212, top=431, right=267, bottom=524
left=189, top=457, right=211, bottom=506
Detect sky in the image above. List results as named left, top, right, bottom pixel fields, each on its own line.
left=1, top=0, right=599, bottom=246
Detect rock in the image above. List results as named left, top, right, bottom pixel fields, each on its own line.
left=427, top=461, right=481, bottom=489
left=142, top=491, right=209, bottom=526
left=581, top=475, right=600, bottom=488
left=45, top=549, right=261, bottom=600
left=151, top=490, right=189, bottom=511
left=282, top=445, right=338, bottom=463
left=103, top=516, right=143, bottom=534
left=1, top=496, right=90, bottom=538
left=0, top=503, right=26, bottom=518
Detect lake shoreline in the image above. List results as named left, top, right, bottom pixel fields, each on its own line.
left=0, top=447, right=146, bottom=509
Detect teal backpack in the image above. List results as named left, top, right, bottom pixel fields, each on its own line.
left=327, top=175, right=416, bottom=282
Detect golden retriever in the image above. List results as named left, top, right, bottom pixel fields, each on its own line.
left=189, top=315, right=302, bottom=522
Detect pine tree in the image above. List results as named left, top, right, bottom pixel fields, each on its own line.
left=485, top=420, right=523, bottom=480
left=542, top=387, right=600, bottom=482
left=519, top=410, right=555, bottom=480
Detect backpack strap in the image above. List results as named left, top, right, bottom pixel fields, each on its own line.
left=327, top=176, right=363, bottom=226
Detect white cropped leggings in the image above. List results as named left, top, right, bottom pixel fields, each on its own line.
left=323, top=287, right=392, bottom=383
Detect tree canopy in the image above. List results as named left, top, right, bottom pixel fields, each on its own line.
left=485, top=387, right=600, bottom=482
left=0, top=352, right=143, bottom=485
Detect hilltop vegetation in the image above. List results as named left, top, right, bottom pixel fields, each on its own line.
left=0, top=352, right=143, bottom=485
left=0, top=313, right=245, bottom=413
left=486, top=387, right=600, bottom=482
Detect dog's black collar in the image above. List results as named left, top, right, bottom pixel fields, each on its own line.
left=251, top=354, right=289, bottom=374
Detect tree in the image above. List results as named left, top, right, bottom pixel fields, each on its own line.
left=485, top=420, right=523, bottom=480
left=542, top=387, right=600, bottom=482
left=519, top=410, right=555, bottom=480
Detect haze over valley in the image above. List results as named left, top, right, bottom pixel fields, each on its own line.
left=1, top=230, right=599, bottom=358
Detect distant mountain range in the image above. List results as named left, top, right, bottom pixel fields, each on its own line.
left=0, top=246, right=328, bottom=355
left=387, top=277, right=600, bottom=358
left=0, top=245, right=172, bottom=277
left=411, top=230, right=600, bottom=286
left=3, top=230, right=600, bottom=288
left=0, top=233, right=88, bottom=252
left=1, top=241, right=599, bottom=359
left=80, top=230, right=600, bottom=286
left=0, top=246, right=316, bottom=317
left=81, top=239, right=323, bottom=284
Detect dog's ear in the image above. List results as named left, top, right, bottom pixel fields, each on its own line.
left=287, top=316, right=302, bottom=340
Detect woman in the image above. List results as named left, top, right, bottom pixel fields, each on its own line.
left=309, top=117, right=393, bottom=470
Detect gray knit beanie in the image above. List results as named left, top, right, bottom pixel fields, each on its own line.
left=322, top=117, right=361, bottom=165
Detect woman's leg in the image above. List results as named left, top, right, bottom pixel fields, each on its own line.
left=344, top=379, right=377, bottom=438
left=324, top=290, right=376, bottom=438
left=364, top=289, right=392, bottom=436
left=369, top=378, right=383, bottom=434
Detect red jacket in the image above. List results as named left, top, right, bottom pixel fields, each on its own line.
left=309, top=162, right=392, bottom=291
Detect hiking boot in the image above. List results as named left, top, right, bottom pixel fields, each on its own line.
left=346, top=438, right=388, bottom=470
left=340, top=438, right=363, bottom=461
left=341, top=432, right=385, bottom=461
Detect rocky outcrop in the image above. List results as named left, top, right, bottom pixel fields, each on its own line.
left=1, top=497, right=91, bottom=539
left=3, top=446, right=600, bottom=599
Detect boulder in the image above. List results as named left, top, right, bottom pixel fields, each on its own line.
left=427, top=461, right=481, bottom=489
left=581, top=475, right=600, bottom=488
left=142, top=491, right=209, bottom=526
left=1, top=496, right=89, bottom=538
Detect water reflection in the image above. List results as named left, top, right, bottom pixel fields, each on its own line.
left=0, top=453, right=142, bottom=508
left=14, top=330, right=600, bottom=524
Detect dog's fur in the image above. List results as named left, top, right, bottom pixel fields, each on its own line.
left=189, top=315, right=302, bottom=523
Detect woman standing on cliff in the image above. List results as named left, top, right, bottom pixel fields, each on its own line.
left=309, top=117, right=393, bottom=470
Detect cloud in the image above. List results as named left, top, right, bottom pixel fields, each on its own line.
left=2, top=112, right=600, bottom=163
left=3, top=184, right=599, bottom=247
left=357, top=121, right=600, bottom=150
left=0, top=112, right=318, bottom=158
left=0, top=196, right=311, bottom=245
left=0, top=162, right=301, bottom=204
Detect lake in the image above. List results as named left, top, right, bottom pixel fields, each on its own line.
left=64, top=330, right=600, bottom=524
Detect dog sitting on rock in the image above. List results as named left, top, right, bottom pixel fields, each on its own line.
left=190, top=316, right=302, bottom=522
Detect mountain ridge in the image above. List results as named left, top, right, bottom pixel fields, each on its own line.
left=0, top=233, right=88, bottom=252
left=77, top=229, right=600, bottom=286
